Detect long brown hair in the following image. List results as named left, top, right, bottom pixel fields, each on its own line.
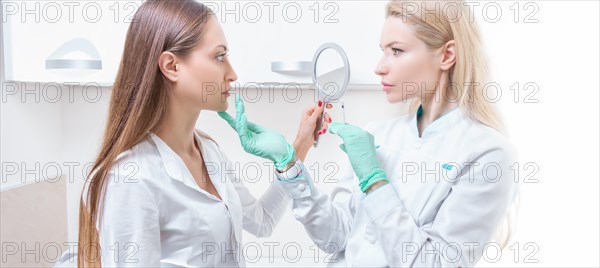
left=77, top=1, right=213, bottom=266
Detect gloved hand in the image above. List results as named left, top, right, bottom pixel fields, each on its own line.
left=218, top=95, right=295, bottom=171
left=328, top=122, right=389, bottom=193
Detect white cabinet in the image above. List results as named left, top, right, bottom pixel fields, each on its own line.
left=3, top=1, right=386, bottom=88
left=2, top=0, right=133, bottom=85
left=217, top=1, right=386, bottom=89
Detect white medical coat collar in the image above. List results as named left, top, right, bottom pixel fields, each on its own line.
left=410, top=104, right=463, bottom=139
left=148, top=131, right=230, bottom=205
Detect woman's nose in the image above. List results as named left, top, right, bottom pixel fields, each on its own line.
left=227, top=65, right=238, bottom=82
left=374, top=57, right=387, bottom=76
left=228, top=72, right=238, bottom=82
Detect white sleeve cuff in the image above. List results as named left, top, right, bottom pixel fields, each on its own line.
left=362, top=184, right=403, bottom=221
left=275, top=160, right=315, bottom=199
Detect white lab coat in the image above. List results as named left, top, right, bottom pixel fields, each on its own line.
left=276, top=106, right=520, bottom=267
left=63, top=131, right=289, bottom=267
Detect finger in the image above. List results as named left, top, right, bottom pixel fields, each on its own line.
left=302, top=106, right=315, bottom=121
left=234, top=95, right=246, bottom=128
left=328, top=122, right=354, bottom=139
left=324, top=113, right=332, bottom=124
left=309, top=103, right=325, bottom=121
left=304, top=105, right=316, bottom=116
left=326, top=103, right=333, bottom=109
left=235, top=95, right=246, bottom=119
left=234, top=96, right=250, bottom=139
left=319, top=124, right=329, bottom=135
left=237, top=114, right=253, bottom=145
left=327, top=122, right=344, bottom=135
left=218, top=112, right=237, bottom=130
left=318, top=122, right=329, bottom=135
left=246, top=120, right=266, bottom=134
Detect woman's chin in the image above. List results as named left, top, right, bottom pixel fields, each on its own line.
left=385, top=92, right=403, bottom=103
left=386, top=92, right=416, bottom=104
left=216, top=102, right=229, bottom=112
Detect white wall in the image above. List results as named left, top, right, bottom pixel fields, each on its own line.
left=1, top=0, right=63, bottom=190
left=1, top=1, right=599, bottom=267
left=477, top=2, right=599, bottom=266
left=1, top=83, right=64, bottom=190
left=1, top=16, right=70, bottom=258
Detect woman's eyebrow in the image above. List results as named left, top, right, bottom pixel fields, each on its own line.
left=215, top=44, right=228, bottom=52
left=380, top=41, right=406, bottom=49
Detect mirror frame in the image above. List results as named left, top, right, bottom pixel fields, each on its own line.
left=311, top=42, right=351, bottom=102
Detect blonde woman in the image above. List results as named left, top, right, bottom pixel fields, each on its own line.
left=267, top=1, right=520, bottom=266
left=73, top=0, right=330, bottom=267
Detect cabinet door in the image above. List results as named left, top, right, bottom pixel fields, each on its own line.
left=217, top=1, right=386, bottom=89
left=3, top=1, right=386, bottom=88
left=3, top=1, right=133, bottom=85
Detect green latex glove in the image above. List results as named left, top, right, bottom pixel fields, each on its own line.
left=328, top=122, right=389, bottom=192
left=218, top=95, right=295, bottom=171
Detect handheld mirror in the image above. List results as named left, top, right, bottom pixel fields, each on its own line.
left=312, top=43, right=350, bottom=147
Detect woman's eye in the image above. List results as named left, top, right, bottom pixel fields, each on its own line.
left=217, top=53, right=228, bottom=62
left=392, top=48, right=404, bottom=55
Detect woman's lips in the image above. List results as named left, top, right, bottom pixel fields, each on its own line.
left=222, top=85, right=232, bottom=96
left=382, top=82, right=393, bottom=91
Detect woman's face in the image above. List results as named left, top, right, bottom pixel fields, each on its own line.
left=174, top=15, right=237, bottom=112
left=375, top=17, right=443, bottom=103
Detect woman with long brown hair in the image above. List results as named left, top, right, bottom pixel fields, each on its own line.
left=75, top=0, right=329, bottom=266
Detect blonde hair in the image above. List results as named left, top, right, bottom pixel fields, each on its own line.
left=386, top=0, right=515, bottom=248
left=387, top=0, right=505, bottom=134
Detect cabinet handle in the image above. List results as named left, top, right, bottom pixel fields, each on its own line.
left=45, top=38, right=102, bottom=70
left=46, top=59, right=102, bottom=70
left=271, top=61, right=312, bottom=75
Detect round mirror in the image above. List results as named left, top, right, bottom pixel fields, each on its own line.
left=311, top=43, right=350, bottom=147
left=312, top=43, right=350, bottom=102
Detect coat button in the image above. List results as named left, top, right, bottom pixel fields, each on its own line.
left=298, top=184, right=306, bottom=191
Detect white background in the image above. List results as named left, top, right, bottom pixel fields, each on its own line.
left=1, top=1, right=599, bottom=267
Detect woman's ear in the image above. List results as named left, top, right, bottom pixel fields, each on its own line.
left=439, top=40, right=456, bottom=71
left=158, top=51, right=179, bottom=82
